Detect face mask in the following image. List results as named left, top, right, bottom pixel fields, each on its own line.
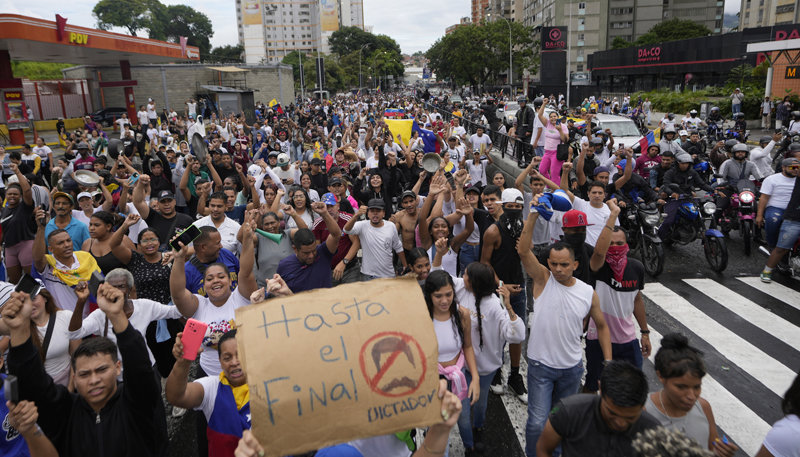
left=504, top=208, right=522, bottom=220
left=562, top=232, right=586, bottom=249
left=605, top=244, right=630, bottom=281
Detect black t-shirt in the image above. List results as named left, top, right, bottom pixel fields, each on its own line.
left=549, top=394, right=659, bottom=457
left=784, top=177, right=800, bottom=221
left=145, top=210, right=195, bottom=248
left=0, top=200, right=36, bottom=246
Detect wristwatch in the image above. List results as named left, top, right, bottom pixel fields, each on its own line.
left=342, top=258, right=351, bottom=265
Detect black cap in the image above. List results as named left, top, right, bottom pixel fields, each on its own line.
left=465, top=185, right=481, bottom=195
left=310, top=158, right=322, bottom=165
left=367, top=198, right=385, bottom=209
left=328, top=177, right=343, bottom=186
left=158, top=190, right=175, bottom=201
left=401, top=190, right=417, bottom=200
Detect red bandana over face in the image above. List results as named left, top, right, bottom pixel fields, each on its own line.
left=605, top=244, right=630, bottom=281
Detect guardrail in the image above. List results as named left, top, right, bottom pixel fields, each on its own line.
left=418, top=100, right=530, bottom=166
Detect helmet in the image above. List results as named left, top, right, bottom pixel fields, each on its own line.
left=594, top=128, right=606, bottom=136
left=724, top=139, right=739, bottom=151
left=668, top=113, right=675, bottom=120
left=590, top=137, right=604, bottom=146
left=647, top=143, right=661, bottom=153
left=789, top=143, right=800, bottom=153
left=676, top=153, right=693, bottom=164
left=733, top=112, right=745, bottom=120
left=532, top=96, right=545, bottom=109
left=663, top=127, right=677, bottom=135
left=517, top=96, right=528, bottom=104
left=759, top=136, right=772, bottom=146
left=792, top=111, right=800, bottom=120
left=732, top=143, right=749, bottom=156
left=689, top=109, right=698, bottom=115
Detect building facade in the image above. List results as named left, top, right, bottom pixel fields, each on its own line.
left=740, top=0, right=800, bottom=28
left=522, top=0, right=723, bottom=78
left=236, top=0, right=365, bottom=64
left=446, top=17, right=473, bottom=34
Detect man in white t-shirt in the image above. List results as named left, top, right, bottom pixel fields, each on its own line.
left=757, top=157, right=799, bottom=249
left=452, top=118, right=467, bottom=139
left=343, top=199, right=406, bottom=279
left=530, top=114, right=546, bottom=157
left=115, top=113, right=131, bottom=132
left=562, top=180, right=618, bottom=247
left=186, top=98, right=197, bottom=118
left=443, top=136, right=466, bottom=164
left=137, top=105, right=149, bottom=128
left=195, top=191, right=242, bottom=254
left=469, top=126, right=492, bottom=155
left=146, top=98, right=157, bottom=124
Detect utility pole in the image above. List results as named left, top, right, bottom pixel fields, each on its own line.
left=299, top=51, right=305, bottom=100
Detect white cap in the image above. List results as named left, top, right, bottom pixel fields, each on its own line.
left=77, top=191, right=93, bottom=200
left=276, top=152, right=290, bottom=166
left=501, top=188, right=524, bottom=204
left=679, top=130, right=689, bottom=136
left=247, top=164, right=262, bottom=177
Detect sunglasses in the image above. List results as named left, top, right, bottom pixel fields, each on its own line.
left=787, top=165, right=800, bottom=170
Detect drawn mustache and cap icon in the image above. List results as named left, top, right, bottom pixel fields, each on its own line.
left=360, top=332, right=428, bottom=398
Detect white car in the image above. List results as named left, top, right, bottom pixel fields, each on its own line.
left=497, top=102, right=519, bottom=126
left=592, top=114, right=644, bottom=151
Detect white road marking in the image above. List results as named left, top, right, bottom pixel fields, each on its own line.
left=736, top=276, right=800, bottom=312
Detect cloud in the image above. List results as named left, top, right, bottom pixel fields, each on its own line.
left=364, top=0, right=471, bottom=54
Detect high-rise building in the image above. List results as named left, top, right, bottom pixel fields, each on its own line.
left=236, top=0, right=365, bottom=64
left=740, top=0, right=800, bottom=28
left=472, top=0, right=490, bottom=24
left=522, top=0, right=723, bottom=76
left=446, top=17, right=473, bottom=34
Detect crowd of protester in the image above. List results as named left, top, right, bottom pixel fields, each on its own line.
left=0, top=90, right=797, bottom=457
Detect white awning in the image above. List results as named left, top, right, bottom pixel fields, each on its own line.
left=207, top=66, right=249, bottom=73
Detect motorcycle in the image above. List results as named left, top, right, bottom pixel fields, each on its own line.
left=693, top=160, right=716, bottom=187
left=712, top=179, right=758, bottom=256
left=706, top=119, right=725, bottom=146
left=725, top=128, right=749, bottom=143
left=660, top=195, right=728, bottom=272
left=620, top=200, right=665, bottom=277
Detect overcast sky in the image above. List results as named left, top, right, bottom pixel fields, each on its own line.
left=7, top=0, right=741, bottom=55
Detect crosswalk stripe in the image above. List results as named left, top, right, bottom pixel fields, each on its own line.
left=644, top=326, right=770, bottom=457
left=736, top=276, right=800, bottom=312
left=643, top=283, right=795, bottom=397
left=683, top=278, right=800, bottom=351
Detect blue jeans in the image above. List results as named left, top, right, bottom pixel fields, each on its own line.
left=732, top=104, right=742, bottom=115
left=459, top=244, right=480, bottom=276
left=456, top=369, right=497, bottom=449
left=509, top=286, right=527, bottom=327
left=525, top=360, right=583, bottom=457
left=291, top=143, right=304, bottom=163
left=534, top=146, right=545, bottom=158
left=777, top=219, right=800, bottom=249
left=583, top=339, right=643, bottom=391
left=765, top=206, right=786, bottom=249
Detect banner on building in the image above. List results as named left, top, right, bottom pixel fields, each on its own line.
left=320, top=0, right=340, bottom=32
left=542, top=26, right=567, bottom=51
left=242, top=0, right=262, bottom=26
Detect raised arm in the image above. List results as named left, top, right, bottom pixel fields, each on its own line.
left=133, top=173, right=152, bottom=219
left=590, top=199, right=621, bottom=272
left=205, top=155, right=223, bottom=191
left=11, top=164, right=33, bottom=206
left=165, top=332, right=206, bottom=409
left=170, top=241, right=199, bottom=317
left=536, top=103, right=548, bottom=127
left=613, top=149, right=634, bottom=190
left=517, top=200, right=549, bottom=285
left=237, top=220, right=258, bottom=299
left=32, top=208, right=48, bottom=273
left=576, top=144, right=588, bottom=186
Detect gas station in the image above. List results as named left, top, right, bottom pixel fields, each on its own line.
left=0, top=13, right=200, bottom=145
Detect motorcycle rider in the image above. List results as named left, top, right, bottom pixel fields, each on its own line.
left=750, top=133, right=782, bottom=180
left=611, top=151, right=661, bottom=206
left=649, top=150, right=675, bottom=192
left=760, top=158, right=800, bottom=282
left=716, top=143, right=758, bottom=216
left=682, top=109, right=705, bottom=131
left=683, top=130, right=707, bottom=160
left=757, top=157, right=800, bottom=253
left=706, top=106, right=724, bottom=140
left=659, top=127, right=687, bottom=156
left=657, top=153, right=716, bottom=240
left=659, top=113, right=677, bottom=131
left=789, top=111, right=800, bottom=134
left=732, top=112, right=747, bottom=139
left=634, top=144, right=662, bottom=180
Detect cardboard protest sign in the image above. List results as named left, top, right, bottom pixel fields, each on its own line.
left=235, top=278, right=441, bottom=456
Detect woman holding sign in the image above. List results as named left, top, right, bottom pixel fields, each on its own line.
left=423, top=270, right=480, bottom=456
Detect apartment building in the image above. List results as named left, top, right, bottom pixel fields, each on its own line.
left=740, top=0, right=800, bottom=28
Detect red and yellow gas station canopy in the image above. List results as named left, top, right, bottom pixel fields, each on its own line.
left=0, top=14, right=200, bottom=65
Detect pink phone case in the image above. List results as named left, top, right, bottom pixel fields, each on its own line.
left=181, top=318, right=208, bottom=361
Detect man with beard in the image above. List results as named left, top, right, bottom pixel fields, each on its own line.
left=481, top=188, right=527, bottom=403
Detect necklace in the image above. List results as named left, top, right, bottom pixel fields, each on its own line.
left=658, top=391, right=675, bottom=418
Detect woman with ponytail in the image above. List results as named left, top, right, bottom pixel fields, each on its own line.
left=432, top=251, right=526, bottom=452
left=423, top=270, right=479, bottom=456
left=646, top=333, right=738, bottom=457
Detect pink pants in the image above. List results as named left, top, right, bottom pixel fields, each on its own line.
left=539, top=149, right=563, bottom=182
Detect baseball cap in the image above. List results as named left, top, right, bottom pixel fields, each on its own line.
left=501, top=188, right=524, bottom=204
left=277, top=152, right=290, bottom=167
left=158, top=190, right=175, bottom=201
left=321, top=192, right=338, bottom=206
left=53, top=191, right=74, bottom=205
left=247, top=164, right=262, bottom=177
left=367, top=198, right=385, bottom=209
left=562, top=209, right=593, bottom=228
left=401, top=190, right=417, bottom=201
left=310, top=158, right=322, bottom=166
left=465, top=185, right=481, bottom=195
left=593, top=166, right=610, bottom=176
left=782, top=157, right=800, bottom=167
left=328, top=177, right=343, bottom=186
left=77, top=191, right=93, bottom=200
left=76, top=141, right=90, bottom=150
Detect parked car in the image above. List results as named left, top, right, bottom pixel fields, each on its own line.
left=89, top=107, right=128, bottom=127
left=592, top=113, right=645, bottom=151
left=498, top=101, right=519, bottom=127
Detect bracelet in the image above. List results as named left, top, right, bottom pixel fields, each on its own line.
left=640, top=329, right=650, bottom=334
left=604, top=225, right=613, bottom=231
left=422, top=442, right=446, bottom=455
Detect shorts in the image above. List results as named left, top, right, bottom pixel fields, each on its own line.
left=4, top=239, right=35, bottom=267
left=776, top=219, right=800, bottom=250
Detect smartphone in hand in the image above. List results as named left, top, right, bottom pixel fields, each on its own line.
left=181, top=319, right=208, bottom=361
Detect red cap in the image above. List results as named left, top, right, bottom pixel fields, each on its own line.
left=562, top=210, right=593, bottom=228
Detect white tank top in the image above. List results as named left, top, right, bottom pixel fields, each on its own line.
left=434, top=318, right=462, bottom=362
left=527, top=272, right=594, bottom=369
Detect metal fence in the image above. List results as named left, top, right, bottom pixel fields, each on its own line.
left=23, top=79, right=91, bottom=121
left=419, top=100, right=530, bottom=165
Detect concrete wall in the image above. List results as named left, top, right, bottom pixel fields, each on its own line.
left=62, top=63, right=295, bottom=113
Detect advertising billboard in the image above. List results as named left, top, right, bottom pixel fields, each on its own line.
left=242, top=0, right=262, bottom=26
left=320, top=0, right=340, bottom=32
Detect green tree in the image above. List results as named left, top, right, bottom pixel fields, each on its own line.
left=12, top=61, right=73, bottom=80
left=634, top=18, right=711, bottom=45
left=149, top=4, right=213, bottom=59
left=328, top=26, right=377, bottom=56
left=93, top=0, right=153, bottom=36
left=209, top=45, right=244, bottom=63
left=611, top=36, right=632, bottom=49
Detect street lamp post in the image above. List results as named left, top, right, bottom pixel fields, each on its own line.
left=358, top=44, right=368, bottom=90
left=489, top=14, right=513, bottom=93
